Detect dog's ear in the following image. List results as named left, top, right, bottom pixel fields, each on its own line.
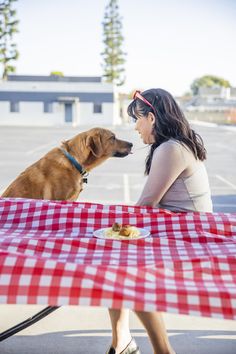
left=61, top=139, right=70, bottom=150
left=86, top=135, right=103, bottom=157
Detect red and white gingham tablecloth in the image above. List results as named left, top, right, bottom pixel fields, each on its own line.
left=0, top=197, right=235, bottom=320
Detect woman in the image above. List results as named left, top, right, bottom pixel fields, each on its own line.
left=106, top=88, right=212, bottom=354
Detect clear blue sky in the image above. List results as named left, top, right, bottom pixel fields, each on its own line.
left=10, top=0, right=236, bottom=95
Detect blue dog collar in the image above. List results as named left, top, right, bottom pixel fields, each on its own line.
left=60, top=148, right=88, bottom=183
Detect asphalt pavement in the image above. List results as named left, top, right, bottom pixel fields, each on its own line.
left=0, top=122, right=236, bottom=353
left=0, top=122, right=236, bottom=211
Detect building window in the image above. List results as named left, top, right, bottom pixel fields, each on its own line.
left=44, top=102, right=53, bottom=113
left=64, top=103, right=73, bottom=122
left=93, top=103, right=102, bottom=114
left=10, top=102, right=19, bottom=113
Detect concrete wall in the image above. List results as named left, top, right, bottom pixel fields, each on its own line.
left=185, top=110, right=236, bottom=125
left=0, top=101, right=117, bottom=127
left=0, top=78, right=121, bottom=126
left=77, top=102, right=116, bottom=126
left=0, top=101, right=64, bottom=126
left=0, top=80, right=114, bottom=93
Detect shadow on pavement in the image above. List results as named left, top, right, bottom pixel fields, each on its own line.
left=212, top=194, right=236, bottom=212
left=1, top=329, right=236, bottom=354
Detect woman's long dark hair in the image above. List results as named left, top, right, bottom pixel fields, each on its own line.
left=127, top=88, right=206, bottom=175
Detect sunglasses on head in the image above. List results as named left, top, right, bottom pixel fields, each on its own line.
left=132, top=90, right=156, bottom=112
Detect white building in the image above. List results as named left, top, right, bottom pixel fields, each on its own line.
left=0, top=75, right=121, bottom=126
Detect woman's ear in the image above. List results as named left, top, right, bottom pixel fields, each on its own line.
left=148, top=112, right=155, bottom=125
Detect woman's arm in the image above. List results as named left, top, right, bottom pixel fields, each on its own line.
left=136, top=142, right=187, bottom=206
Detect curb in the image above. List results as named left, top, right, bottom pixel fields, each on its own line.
left=189, top=120, right=236, bottom=132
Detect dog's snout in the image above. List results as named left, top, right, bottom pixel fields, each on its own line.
left=128, top=142, right=133, bottom=148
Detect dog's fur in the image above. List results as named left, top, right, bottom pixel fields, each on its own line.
left=1, top=127, right=133, bottom=201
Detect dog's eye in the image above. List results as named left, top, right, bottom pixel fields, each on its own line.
left=110, top=135, right=116, bottom=141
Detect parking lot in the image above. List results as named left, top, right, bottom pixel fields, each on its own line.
left=0, top=122, right=235, bottom=212
left=0, top=122, right=236, bottom=353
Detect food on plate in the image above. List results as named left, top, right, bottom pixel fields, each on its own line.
left=105, top=222, right=140, bottom=239
left=112, top=222, right=121, bottom=232
left=119, top=225, right=132, bottom=236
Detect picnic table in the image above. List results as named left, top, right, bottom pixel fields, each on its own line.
left=0, top=197, right=235, bottom=341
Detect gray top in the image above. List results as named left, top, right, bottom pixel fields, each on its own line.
left=137, top=139, right=213, bottom=212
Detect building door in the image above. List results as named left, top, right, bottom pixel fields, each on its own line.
left=64, top=103, right=73, bottom=123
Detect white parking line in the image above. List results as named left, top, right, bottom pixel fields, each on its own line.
left=214, top=203, right=236, bottom=208
left=123, top=173, right=130, bottom=203
left=92, top=172, right=142, bottom=176
left=26, top=142, right=56, bottom=155
left=215, top=175, right=236, bottom=190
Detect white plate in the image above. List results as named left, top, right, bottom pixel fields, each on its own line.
left=93, top=227, right=150, bottom=240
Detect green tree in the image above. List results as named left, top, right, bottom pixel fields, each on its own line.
left=0, top=0, right=19, bottom=80
left=50, top=71, right=64, bottom=77
left=101, top=0, right=126, bottom=86
left=191, top=75, right=231, bottom=95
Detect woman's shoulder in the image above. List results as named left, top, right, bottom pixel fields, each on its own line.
left=153, top=139, right=183, bottom=162
left=158, top=139, right=194, bottom=155
left=164, top=138, right=182, bottom=146
left=155, top=139, right=182, bottom=153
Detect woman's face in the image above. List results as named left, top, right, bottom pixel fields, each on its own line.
left=135, top=112, right=155, bottom=144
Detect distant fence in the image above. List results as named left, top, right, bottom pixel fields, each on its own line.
left=185, top=110, right=236, bottom=125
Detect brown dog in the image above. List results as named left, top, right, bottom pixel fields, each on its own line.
left=1, top=127, right=133, bottom=201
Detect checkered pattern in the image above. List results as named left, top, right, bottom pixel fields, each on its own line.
left=0, top=197, right=235, bottom=320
